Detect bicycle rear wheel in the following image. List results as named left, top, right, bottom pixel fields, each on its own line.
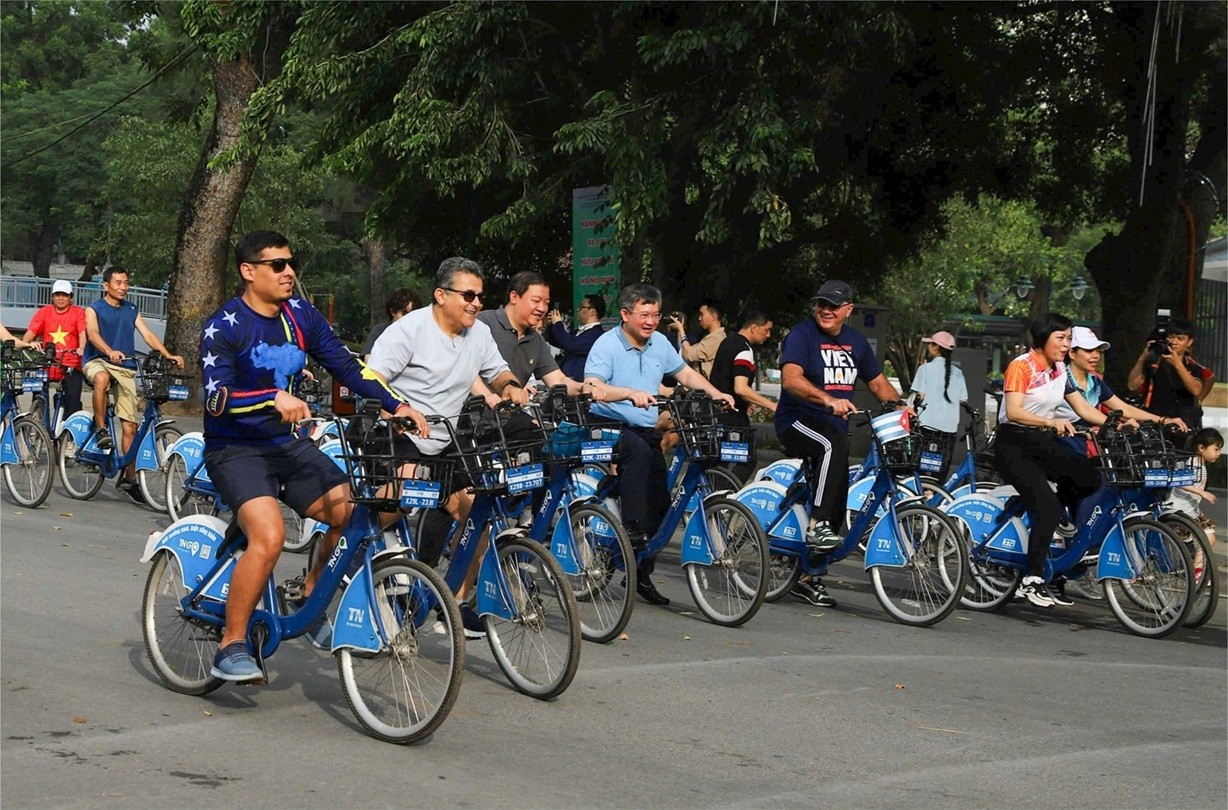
left=1103, top=518, right=1193, bottom=638
left=281, top=502, right=311, bottom=553
left=564, top=503, right=635, bottom=643
left=704, top=466, right=743, bottom=494
left=58, top=431, right=104, bottom=499
left=2, top=415, right=54, bottom=508
left=1159, top=513, right=1220, bottom=629
left=870, top=503, right=968, bottom=626
left=686, top=497, right=769, bottom=627
left=763, top=552, right=802, bottom=602
left=338, top=558, right=464, bottom=744
left=485, top=536, right=581, bottom=699
left=139, top=425, right=182, bottom=511
left=141, top=550, right=224, bottom=695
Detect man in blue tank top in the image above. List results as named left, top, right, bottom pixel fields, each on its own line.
left=83, top=266, right=184, bottom=502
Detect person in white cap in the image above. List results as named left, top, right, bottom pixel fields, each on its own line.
left=1054, top=326, right=1185, bottom=431
left=909, top=330, right=967, bottom=479
left=22, top=279, right=86, bottom=417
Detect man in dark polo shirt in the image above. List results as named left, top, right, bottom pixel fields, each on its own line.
left=709, top=309, right=777, bottom=481
left=478, top=270, right=585, bottom=394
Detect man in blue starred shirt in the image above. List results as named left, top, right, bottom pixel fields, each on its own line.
left=198, top=230, right=425, bottom=684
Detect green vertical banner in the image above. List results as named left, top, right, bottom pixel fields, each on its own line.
left=572, top=185, right=620, bottom=324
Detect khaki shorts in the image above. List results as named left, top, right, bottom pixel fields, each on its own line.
left=83, top=359, right=138, bottom=423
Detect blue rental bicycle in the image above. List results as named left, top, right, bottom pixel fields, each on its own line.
left=946, top=417, right=1195, bottom=638
left=1109, top=422, right=1218, bottom=629
left=58, top=352, right=186, bottom=510
left=0, top=341, right=55, bottom=508
left=417, top=399, right=583, bottom=699
left=26, top=347, right=82, bottom=443
left=591, top=391, right=771, bottom=627
left=141, top=415, right=465, bottom=744
left=735, top=405, right=969, bottom=626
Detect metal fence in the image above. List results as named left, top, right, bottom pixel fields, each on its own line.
left=1196, top=277, right=1226, bottom=380
left=0, top=275, right=167, bottom=320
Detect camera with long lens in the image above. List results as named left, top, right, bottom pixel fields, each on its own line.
left=1145, top=308, right=1171, bottom=360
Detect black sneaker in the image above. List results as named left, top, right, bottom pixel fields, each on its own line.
left=804, top=521, right=843, bottom=553
left=117, top=477, right=146, bottom=504
left=94, top=426, right=113, bottom=450
left=1054, top=520, right=1078, bottom=539
left=1016, top=576, right=1056, bottom=608
left=459, top=603, right=486, bottom=639
left=791, top=578, right=837, bottom=608
left=1048, top=578, right=1075, bottom=607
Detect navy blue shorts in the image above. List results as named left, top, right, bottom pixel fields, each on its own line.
left=203, top=438, right=349, bottom=515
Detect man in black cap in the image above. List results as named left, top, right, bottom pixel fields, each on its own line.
left=774, top=279, right=903, bottom=607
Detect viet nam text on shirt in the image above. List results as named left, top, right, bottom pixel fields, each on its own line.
left=820, top=343, right=860, bottom=390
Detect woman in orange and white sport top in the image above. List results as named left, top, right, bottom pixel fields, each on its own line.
left=992, top=313, right=1110, bottom=609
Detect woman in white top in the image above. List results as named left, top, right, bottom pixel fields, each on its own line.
left=910, top=330, right=968, bottom=478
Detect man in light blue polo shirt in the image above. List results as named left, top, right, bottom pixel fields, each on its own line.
left=585, top=283, right=734, bottom=606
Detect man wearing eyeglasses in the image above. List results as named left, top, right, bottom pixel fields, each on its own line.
left=774, top=279, right=903, bottom=608
left=584, top=282, right=736, bottom=606
left=547, top=294, right=606, bottom=382
left=200, top=230, right=423, bottom=683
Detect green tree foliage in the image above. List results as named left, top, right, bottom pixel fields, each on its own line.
left=0, top=0, right=151, bottom=274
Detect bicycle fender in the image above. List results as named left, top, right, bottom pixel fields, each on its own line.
left=316, top=438, right=349, bottom=472
left=62, top=412, right=93, bottom=447
left=168, top=431, right=208, bottom=478
left=569, top=471, right=601, bottom=499
left=733, top=480, right=788, bottom=533
left=1094, top=522, right=1135, bottom=581
left=332, top=565, right=379, bottom=654
left=759, top=458, right=803, bottom=487
left=680, top=506, right=716, bottom=566
left=140, top=515, right=232, bottom=593
left=863, top=513, right=908, bottom=568
left=475, top=529, right=528, bottom=622
left=0, top=418, right=19, bottom=464
left=769, top=502, right=809, bottom=543
left=134, top=424, right=164, bottom=472
left=548, top=508, right=584, bottom=576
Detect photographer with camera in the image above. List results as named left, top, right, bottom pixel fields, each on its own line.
left=1127, top=316, right=1215, bottom=431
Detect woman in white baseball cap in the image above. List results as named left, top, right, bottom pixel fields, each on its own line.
left=909, top=330, right=967, bottom=478
left=1055, top=326, right=1186, bottom=431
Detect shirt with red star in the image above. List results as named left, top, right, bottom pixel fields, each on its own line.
left=27, top=304, right=86, bottom=351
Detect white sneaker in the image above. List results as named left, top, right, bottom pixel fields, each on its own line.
left=1015, top=575, right=1056, bottom=608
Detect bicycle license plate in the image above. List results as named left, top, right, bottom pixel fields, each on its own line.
left=1143, top=469, right=1168, bottom=487
left=21, top=374, right=45, bottom=393
left=580, top=440, right=616, bottom=463
left=506, top=462, right=545, bottom=493
left=1169, top=469, right=1196, bottom=486
left=400, top=479, right=442, bottom=509
left=168, top=383, right=190, bottom=401
left=719, top=441, right=750, bottom=464
left=919, top=451, right=944, bottom=473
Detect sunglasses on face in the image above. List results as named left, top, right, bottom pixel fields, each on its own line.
left=443, top=287, right=485, bottom=303
left=247, top=257, right=298, bottom=272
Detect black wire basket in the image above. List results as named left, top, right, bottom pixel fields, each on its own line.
left=338, top=417, right=456, bottom=511
left=667, top=394, right=755, bottom=465
left=141, top=355, right=192, bottom=403
left=534, top=388, right=622, bottom=465
left=1, top=347, right=50, bottom=394
left=452, top=402, right=549, bottom=495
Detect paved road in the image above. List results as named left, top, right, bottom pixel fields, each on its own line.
left=2, top=478, right=1224, bottom=809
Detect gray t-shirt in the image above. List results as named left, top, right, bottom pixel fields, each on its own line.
left=477, top=307, right=559, bottom=385
left=368, top=306, right=509, bottom=453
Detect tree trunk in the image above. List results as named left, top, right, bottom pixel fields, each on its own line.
left=364, top=236, right=387, bottom=329
left=31, top=220, right=59, bottom=279
left=1085, top=3, right=1213, bottom=391
left=163, top=57, right=262, bottom=413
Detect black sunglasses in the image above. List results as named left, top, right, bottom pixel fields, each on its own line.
left=442, top=287, right=485, bottom=303
left=247, top=257, right=298, bottom=272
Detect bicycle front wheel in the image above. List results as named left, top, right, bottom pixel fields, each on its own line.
left=564, top=503, right=635, bottom=643
left=686, top=497, right=769, bottom=627
left=141, top=550, right=224, bottom=695
left=1159, top=513, right=1220, bottom=629
left=165, top=454, right=218, bottom=521
left=704, top=466, right=743, bottom=494
left=338, top=558, right=465, bottom=744
left=485, top=536, right=581, bottom=700
left=869, top=503, right=968, bottom=627
left=1103, top=518, right=1193, bottom=638
left=2, top=415, right=54, bottom=508
left=138, top=425, right=182, bottom=511
left=58, top=431, right=104, bottom=499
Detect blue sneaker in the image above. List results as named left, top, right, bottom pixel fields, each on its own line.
left=210, top=641, right=264, bottom=683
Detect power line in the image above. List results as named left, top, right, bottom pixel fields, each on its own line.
left=4, top=45, right=198, bottom=169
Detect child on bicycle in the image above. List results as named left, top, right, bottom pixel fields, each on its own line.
left=1165, top=428, right=1223, bottom=572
